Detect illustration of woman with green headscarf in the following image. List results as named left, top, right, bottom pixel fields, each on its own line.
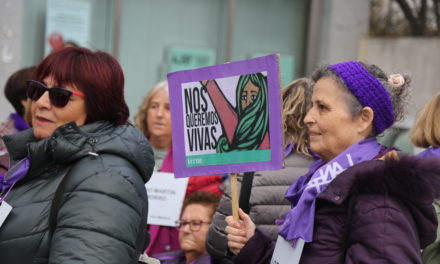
left=202, top=73, right=269, bottom=153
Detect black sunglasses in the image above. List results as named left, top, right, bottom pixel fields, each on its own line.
left=26, top=80, right=85, bottom=108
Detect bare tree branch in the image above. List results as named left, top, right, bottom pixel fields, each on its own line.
left=372, top=0, right=438, bottom=36
left=418, top=0, right=428, bottom=35
left=395, top=0, right=420, bottom=34
left=434, top=0, right=440, bottom=36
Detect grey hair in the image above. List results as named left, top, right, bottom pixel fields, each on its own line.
left=134, top=81, right=169, bottom=138
left=311, top=62, right=411, bottom=135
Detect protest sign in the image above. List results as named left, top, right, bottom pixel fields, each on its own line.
left=145, top=172, right=188, bottom=227
left=251, top=52, right=296, bottom=88
left=167, top=54, right=283, bottom=178
left=45, top=0, right=91, bottom=54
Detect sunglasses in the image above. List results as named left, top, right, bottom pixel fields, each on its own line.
left=26, top=80, right=85, bottom=108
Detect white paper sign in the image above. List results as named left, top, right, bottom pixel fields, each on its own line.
left=271, top=236, right=304, bottom=264
left=44, top=0, right=92, bottom=55
left=145, top=172, right=188, bottom=227
left=0, top=201, right=13, bottom=228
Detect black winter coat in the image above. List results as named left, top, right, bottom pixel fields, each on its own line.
left=0, top=121, right=154, bottom=264
left=234, top=156, right=440, bottom=264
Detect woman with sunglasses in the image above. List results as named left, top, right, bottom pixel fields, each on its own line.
left=0, top=47, right=154, bottom=263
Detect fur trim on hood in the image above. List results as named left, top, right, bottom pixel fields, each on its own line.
left=324, top=155, right=440, bottom=247
left=355, top=155, right=440, bottom=202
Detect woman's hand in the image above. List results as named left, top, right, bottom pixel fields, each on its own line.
left=225, top=208, right=256, bottom=255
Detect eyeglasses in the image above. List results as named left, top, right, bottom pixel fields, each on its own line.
left=26, top=80, right=85, bottom=108
left=177, top=220, right=211, bottom=232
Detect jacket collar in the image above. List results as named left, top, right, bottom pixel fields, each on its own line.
left=317, top=160, right=383, bottom=205
left=3, top=121, right=154, bottom=183
left=317, top=155, right=440, bottom=247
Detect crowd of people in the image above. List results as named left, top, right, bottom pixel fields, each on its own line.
left=0, top=46, right=439, bottom=264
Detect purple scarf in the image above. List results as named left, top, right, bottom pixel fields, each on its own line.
left=285, top=144, right=294, bottom=157
left=417, top=147, right=440, bottom=159
left=9, top=113, right=29, bottom=132
left=279, top=138, right=382, bottom=246
left=0, top=157, right=30, bottom=194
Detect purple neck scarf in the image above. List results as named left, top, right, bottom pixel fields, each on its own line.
left=279, top=138, right=382, bottom=246
left=9, top=113, right=29, bottom=132
left=285, top=143, right=294, bottom=157
left=0, top=157, right=30, bottom=194
left=417, top=147, right=440, bottom=159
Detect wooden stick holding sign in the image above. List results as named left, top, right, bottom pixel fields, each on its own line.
left=167, top=54, right=283, bottom=222
left=230, top=173, right=239, bottom=221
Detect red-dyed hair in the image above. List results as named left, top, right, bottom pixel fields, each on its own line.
left=35, top=47, right=129, bottom=125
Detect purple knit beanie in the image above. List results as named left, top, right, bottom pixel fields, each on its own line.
left=329, top=61, right=395, bottom=134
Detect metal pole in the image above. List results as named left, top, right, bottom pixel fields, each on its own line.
left=226, top=0, right=236, bottom=62
left=112, top=0, right=122, bottom=59
left=305, top=0, right=323, bottom=75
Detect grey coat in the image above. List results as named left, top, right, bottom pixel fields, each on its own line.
left=0, top=121, right=154, bottom=264
left=205, top=151, right=312, bottom=260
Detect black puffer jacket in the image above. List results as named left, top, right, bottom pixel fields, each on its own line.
left=0, top=121, right=153, bottom=264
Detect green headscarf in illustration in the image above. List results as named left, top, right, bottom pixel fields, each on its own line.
left=216, top=73, right=269, bottom=152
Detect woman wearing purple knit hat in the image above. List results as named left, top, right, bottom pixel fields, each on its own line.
left=223, top=61, right=440, bottom=263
